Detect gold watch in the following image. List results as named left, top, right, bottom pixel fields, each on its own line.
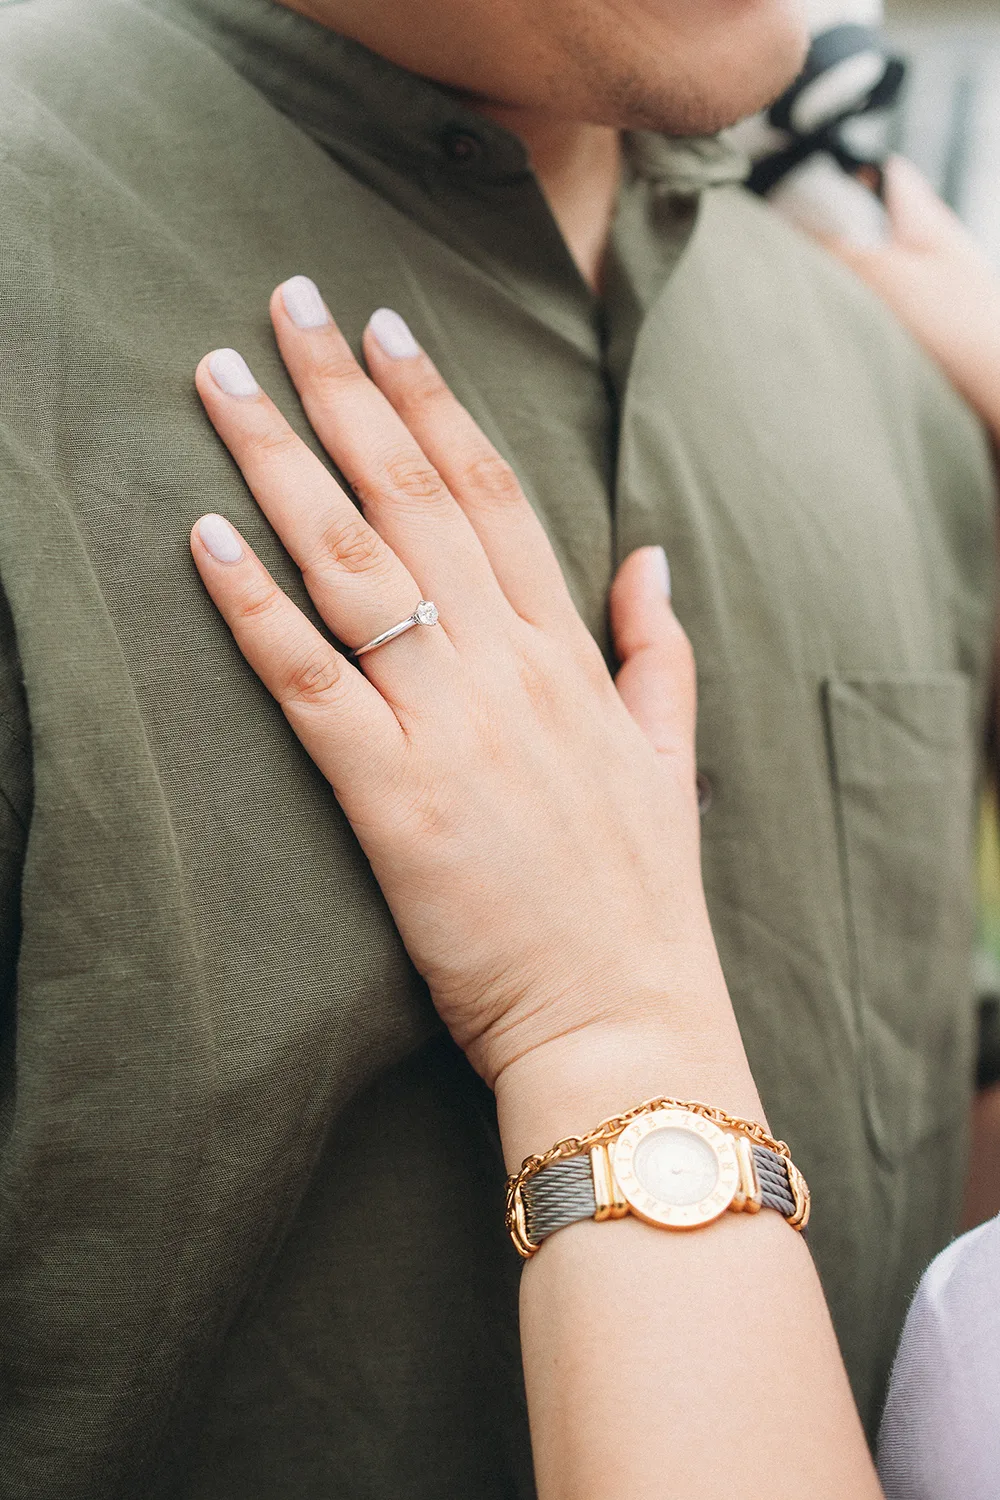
left=506, top=1097, right=810, bottom=1258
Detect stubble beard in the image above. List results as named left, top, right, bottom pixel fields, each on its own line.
left=562, top=14, right=807, bottom=136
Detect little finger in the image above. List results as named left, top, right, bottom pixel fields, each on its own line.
left=190, top=511, right=404, bottom=796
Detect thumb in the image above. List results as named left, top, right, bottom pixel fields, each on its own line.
left=609, top=547, right=696, bottom=758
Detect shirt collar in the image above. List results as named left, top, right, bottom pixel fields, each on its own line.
left=147, top=0, right=745, bottom=195
left=145, top=0, right=746, bottom=357
left=149, top=0, right=532, bottom=182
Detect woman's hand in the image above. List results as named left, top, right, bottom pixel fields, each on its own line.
left=818, top=156, right=1000, bottom=436
left=190, top=286, right=733, bottom=1104
left=188, top=293, right=886, bottom=1500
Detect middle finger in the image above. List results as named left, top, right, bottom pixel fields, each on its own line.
left=270, top=279, right=504, bottom=635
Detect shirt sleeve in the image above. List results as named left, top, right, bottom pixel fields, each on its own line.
left=877, top=1214, right=1000, bottom=1500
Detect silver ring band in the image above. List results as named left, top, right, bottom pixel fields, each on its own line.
left=352, top=600, right=439, bottom=658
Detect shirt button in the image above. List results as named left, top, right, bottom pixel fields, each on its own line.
left=697, top=773, right=713, bottom=816
left=441, top=126, right=484, bottom=165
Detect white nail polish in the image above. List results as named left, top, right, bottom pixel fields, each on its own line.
left=368, top=307, right=420, bottom=359
left=208, top=348, right=260, bottom=398
left=281, top=275, right=329, bottom=330
left=198, top=513, right=244, bottom=563
left=651, top=546, right=671, bottom=599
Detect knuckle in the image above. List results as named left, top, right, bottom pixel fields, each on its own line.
left=668, top=620, right=696, bottom=675
left=310, top=512, right=388, bottom=577
left=244, top=425, right=301, bottom=466
left=378, top=448, right=448, bottom=506
left=515, top=643, right=558, bottom=711
left=396, top=367, right=451, bottom=412
left=236, top=581, right=286, bottom=624
left=283, top=646, right=344, bottom=709
left=458, top=452, right=523, bottom=508
left=309, top=348, right=364, bottom=397
left=384, top=769, right=454, bottom=842
left=641, top=632, right=697, bottom=704
left=644, top=641, right=681, bottom=679
left=643, top=632, right=691, bottom=678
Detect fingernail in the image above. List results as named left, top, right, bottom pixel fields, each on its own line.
left=368, top=307, right=420, bottom=359
left=208, top=348, right=260, bottom=398
left=281, top=275, right=329, bottom=330
left=197, top=513, right=244, bottom=563
left=649, top=546, right=671, bottom=598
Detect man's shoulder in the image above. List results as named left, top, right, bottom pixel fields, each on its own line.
left=0, top=0, right=236, bottom=174
left=0, top=0, right=405, bottom=492
left=0, top=0, right=197, bottom=104
left=0, top=0, right=388, bottom=306
left=0, top=0, right=353, bottom=206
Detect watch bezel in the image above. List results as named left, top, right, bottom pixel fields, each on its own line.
left=612, top=1107, right=740, bottom=1229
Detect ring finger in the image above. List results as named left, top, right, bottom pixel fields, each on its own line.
left=195, top=347, right=457, bottom=704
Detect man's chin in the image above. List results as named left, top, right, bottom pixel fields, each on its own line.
left=657, top=60, right=805, bottom=138
left=585, top=11, right=809, bottom=137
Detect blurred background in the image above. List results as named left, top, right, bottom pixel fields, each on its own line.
left=886, top=0, right=999, bottom=266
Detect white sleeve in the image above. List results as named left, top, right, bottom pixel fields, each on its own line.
left=877, top=1214, right=1000, bottom=1500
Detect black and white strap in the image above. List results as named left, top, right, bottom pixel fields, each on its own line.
left=747, top=23, right=907, bottom=199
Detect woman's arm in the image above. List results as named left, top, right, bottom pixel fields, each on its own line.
left=500, top=1027, right=874, bottom=1500
left=188, top=294, right=881, bottom=1498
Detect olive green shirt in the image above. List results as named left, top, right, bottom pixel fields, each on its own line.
left=0, top=1, right=995, bottom=1495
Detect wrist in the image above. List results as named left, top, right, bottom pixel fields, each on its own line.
left=460, top=910, right=732, bottom=1089
left=494, top=1005, right=763, bottom=1174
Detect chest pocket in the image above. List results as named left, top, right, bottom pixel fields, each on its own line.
left=824, top=674, right=977, bottom=1165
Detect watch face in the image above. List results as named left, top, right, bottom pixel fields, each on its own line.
left=613, top=1109, right=740, bottom=1229
left=633, top=1128, right=720, bottom=1206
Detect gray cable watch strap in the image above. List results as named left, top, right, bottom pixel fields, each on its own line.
left=522, top=1156, right=597, bottom=1246
left=521, top=1142, right=797, bottom=1248
left=751, top=1144, right=797, bottom=1218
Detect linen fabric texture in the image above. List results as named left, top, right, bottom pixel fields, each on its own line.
left=0, top=0, right=995, bottom=1495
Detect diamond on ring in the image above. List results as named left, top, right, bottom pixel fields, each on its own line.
left=352, top=600, right=441, bottom=658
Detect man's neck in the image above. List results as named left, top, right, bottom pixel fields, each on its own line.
left=276, top=0, right=623, bottom=291
left=465, top=105, right=623, bottom=292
